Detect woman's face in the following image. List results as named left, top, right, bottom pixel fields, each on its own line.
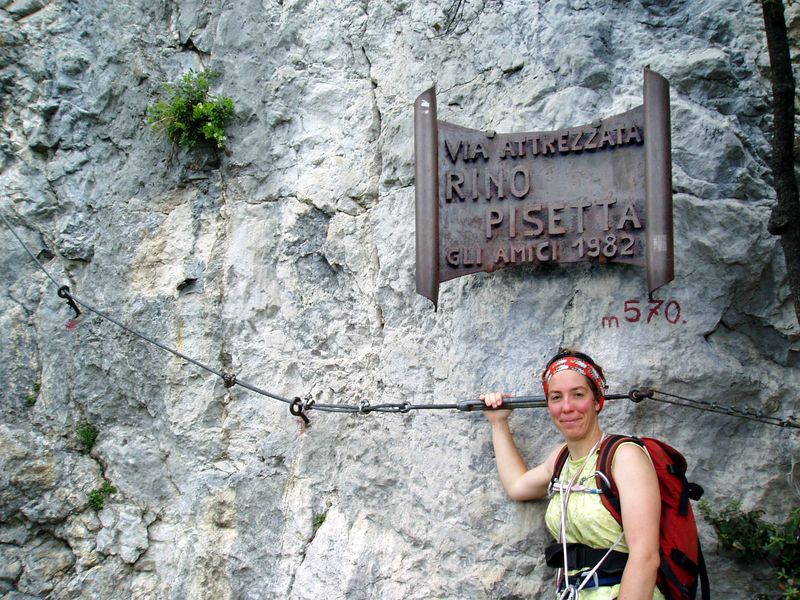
left=546, top=369, right=600, bottom=441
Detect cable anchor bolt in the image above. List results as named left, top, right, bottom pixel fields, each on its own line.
left=57, top=285, right=81, bottom=319
left=629, top=387, right=653, bottom=403
left=290, top=397, right=310, bottom=425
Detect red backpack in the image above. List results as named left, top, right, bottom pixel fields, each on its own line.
left=552, top=435, right=710, bottom=600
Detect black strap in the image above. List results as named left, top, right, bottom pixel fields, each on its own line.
left=552, top=444, right=570, bottom=483
left=671, top=466, right=691, bottom=516
left=595, top=434, right=643, bottom=517
left=670, top=548, right=698, bottom=574
left=544, top=543, right=629, bottom=575
left=659, top=550, right=692, bottom=599
left=698, top=543, right=711, bottom=600
left=688, top=481, right=704, bottom=501
left=662, top=544, right=711, bottom=600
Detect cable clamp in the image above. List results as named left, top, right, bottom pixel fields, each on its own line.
left=57, top=285, right=81, bottom=318
left=358, top=400, right=371, bottom=415
left=222, top=372, right=237, bottom=388
left=301, top=394, right=315, bottom=411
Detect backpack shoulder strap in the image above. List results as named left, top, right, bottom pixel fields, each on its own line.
left=551, top=443, right=570, bottom=483
left=595, top=434, right=644, bottom=524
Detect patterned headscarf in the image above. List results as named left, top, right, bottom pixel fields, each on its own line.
left=542, top=355, right=608, bottom=411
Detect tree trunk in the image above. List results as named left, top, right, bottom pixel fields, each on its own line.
left=762, top=0, right=800, bottom=325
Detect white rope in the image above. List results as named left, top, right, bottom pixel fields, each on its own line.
left=574, top=532, right=625, bottom=594
left=555, top=434, right=614, bottom=599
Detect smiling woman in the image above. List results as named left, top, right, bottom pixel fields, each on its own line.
left=481, top=349, right=664, bottom=600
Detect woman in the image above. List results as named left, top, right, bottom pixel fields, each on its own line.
left=481, top=350, right=663, bottom=599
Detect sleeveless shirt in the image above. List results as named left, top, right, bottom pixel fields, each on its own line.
left=544, top=444, right=665, bottom=600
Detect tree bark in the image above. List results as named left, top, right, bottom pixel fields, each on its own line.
left=762, top=0, right=800, bottom=325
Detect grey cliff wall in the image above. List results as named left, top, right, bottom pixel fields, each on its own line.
left=1, top=0, right=798, bottom=598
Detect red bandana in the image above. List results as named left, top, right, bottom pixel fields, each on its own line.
left=542, top=356, right=607, bottom=411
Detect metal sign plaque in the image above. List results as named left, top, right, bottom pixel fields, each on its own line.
left=414, top=68, right=673, bottom=308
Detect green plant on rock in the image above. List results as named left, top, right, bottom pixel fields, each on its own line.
left=147, top=69, right=234, bottom=150
left=87, top=481, right=117, bottom=511
left=25, top=381, right=40, bottom=406
left=700, top=500, right=800, bottom=599
left=312, top=513, right=326, bottom=531
left=76, top=423, right=98, bottom=451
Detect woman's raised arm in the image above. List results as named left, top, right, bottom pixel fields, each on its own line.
left=482, top=392, right=560, bottom=501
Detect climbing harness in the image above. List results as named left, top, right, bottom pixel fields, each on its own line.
left=2, top=211, right=799, bottom=430
left=555, top=537, right=625, bottom=599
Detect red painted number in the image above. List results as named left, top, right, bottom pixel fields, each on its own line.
left=603, top=299, right=685, bottom=328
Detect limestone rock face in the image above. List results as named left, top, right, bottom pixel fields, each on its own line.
left=0, top=0, right=798, bottom=598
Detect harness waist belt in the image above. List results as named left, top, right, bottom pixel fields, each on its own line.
left=545, top=542, right=629, bottom=575
left=557, top=573, right=624, bottom=592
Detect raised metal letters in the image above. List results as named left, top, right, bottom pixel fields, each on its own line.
left=414, top=68, right=673, bottom=308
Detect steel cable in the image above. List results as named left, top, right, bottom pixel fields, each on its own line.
left=1, top=210, right=293, bottom=406
left=2, top=210, right=798, bottom=428
left=647, top=388, right=798, bottom=429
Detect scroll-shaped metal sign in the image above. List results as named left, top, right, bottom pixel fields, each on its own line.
left=415, top=67, right=673, bottom=308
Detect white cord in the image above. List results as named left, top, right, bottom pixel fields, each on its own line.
left=556, top=435, right=608, bottom=599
